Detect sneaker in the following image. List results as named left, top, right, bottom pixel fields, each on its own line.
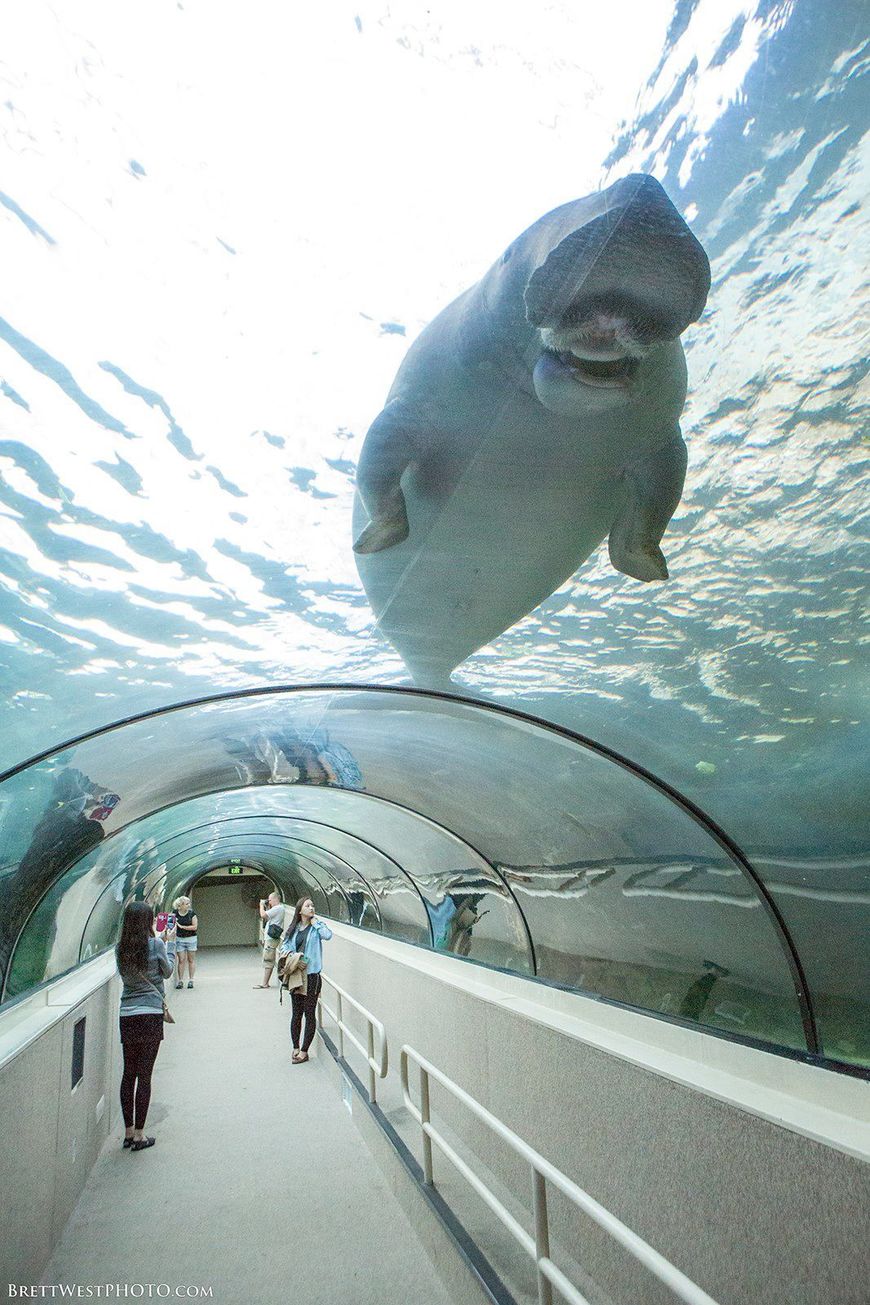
left=187, top=981, right=194, bottom=989
left=175, top=982, right=183, bottom=989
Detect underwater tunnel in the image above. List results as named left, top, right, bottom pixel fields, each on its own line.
left=2, top=685, right=865, bottom=1071
left=0, top=1, right=868, bottom=1301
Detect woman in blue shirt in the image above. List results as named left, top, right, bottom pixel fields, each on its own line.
left=281, top=896, right=332, bottom=1063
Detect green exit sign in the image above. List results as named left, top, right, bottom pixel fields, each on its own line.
left=227, top=866, right=243, bottom=875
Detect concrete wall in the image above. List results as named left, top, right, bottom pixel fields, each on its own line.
left=193, top=882, right=260, bottom=947
left=324, top=926, right=870, bottom=1305
left=1, top=969, right=118, bottom=1286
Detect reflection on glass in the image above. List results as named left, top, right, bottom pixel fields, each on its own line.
left=0, top=765, right=119, bottom=995
left=79, top=863, right=168, bottom=971
left=421, top=873, right=531, bottom=973
left=282, top=840, right=380, bottom=931
left=6, top=845, right=165, bottom=999
left=224, top=728, right=364, bottom=790
left=503, top=843, right=806, bottom=1053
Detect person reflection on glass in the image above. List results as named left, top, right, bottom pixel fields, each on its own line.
left=429, top=892, right=489, bottom=956
left=280, top=897, right=332, bottom=1063
left=679, top=959, right=730, bottom=1022
left=447, top=894, right=489, bottom=957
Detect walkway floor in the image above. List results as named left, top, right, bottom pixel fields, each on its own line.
left=43, top=947, right=459, bottom=1305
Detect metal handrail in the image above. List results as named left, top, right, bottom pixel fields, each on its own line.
left=318, top=974, right=388, bottom=1102
left=400, top=1045, right=721, bottom=1305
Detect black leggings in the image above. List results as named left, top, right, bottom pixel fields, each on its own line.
left=290, top=973, right=322, bottom=1052
left=120, top=1035, right=162, bottom=1129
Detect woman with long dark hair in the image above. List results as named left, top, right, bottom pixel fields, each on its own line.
left=116, top=900, right=176, bottom=1151
left=280, top=896, right=332, bottom=1063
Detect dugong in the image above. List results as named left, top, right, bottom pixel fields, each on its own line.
left=352, top=173, right=710, bottom=683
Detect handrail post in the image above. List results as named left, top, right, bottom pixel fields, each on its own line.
left=337, top=989, right=344, bottom=1060
left=367, top=1022, right=376, bottom=1102
left=420, top=1065, right=434, bottom=1185
left=532, top=1168, right=553, bottom=1305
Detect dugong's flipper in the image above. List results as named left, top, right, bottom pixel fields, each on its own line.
left=608, top=434, right=688, bottom=582
left=353, top=401, right=413, bottom=554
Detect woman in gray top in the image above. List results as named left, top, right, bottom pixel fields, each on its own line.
left=116, top=901, right=176, bottom=1151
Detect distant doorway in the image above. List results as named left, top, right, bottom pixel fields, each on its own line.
left=191, top=871, right=274, bottom=947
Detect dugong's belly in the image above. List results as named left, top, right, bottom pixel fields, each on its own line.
left=354, top=403, right=630, bottom=678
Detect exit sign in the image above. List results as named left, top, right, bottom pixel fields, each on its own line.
left=228, top=866, right=243, bottom=875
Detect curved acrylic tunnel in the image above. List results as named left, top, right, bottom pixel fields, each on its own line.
left=0, top=686, right=866, bottom=1070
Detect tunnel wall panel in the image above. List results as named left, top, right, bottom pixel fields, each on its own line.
left=0, top=971, right=118, bottom=1286
left=323, top=925, right=870, bottom=1305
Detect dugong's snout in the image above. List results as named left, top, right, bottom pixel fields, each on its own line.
left=531, top=308, right=650, bottom=412
left=535, top=309, right=651, bottom=394
left=524, top=174, right=710, bottom=415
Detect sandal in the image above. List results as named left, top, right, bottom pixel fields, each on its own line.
left=131, top=1137, right=156, bottom=1151
left=187, top=981, right=194, bottom=989
left=122, top=1137, right=134, bottom=1149
left=291, top=1049, right=301, bottom=1063
left=175, top=982, right=183, bottom=989
left=253, top=984, right=270, bottom=989
left=296, top=1050, right=309, bottom=1063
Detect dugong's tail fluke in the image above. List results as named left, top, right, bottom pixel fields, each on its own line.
left=399, top=653, right=458, bottom=693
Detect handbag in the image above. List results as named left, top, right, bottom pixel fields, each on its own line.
left=146, top=974, right=175, bottom=1024
left=266, top=923, right=283, bottom=940
left=132, top=936, right=176, bottom=1024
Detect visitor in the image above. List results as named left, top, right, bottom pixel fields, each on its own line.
left=254, top=891, right=286, bottom=989
left=281, top=896, right=332, bottom=1063
left=172, top=895, right=198, bottom=989
left=116, top=901, right=176, bottom=1151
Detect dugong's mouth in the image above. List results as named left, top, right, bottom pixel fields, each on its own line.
left=548, top=349, right=637, bottom=389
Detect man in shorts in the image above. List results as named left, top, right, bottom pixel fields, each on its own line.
left=254, top=892, right=286, bottom=988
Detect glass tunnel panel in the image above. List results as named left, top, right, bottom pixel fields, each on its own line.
left=162, top=840, right=348, bottom=923
left=174, top=850, right=340, bottom=921
left=79, top=868, right=169, bottom=965
left=5, top=851, right=167, bottom=1000
left=272, top=825, right=431, bottom=945
left=136, top=808, right=434, bottom=944
left=0, top=689, right=840, bottom=1063
left=269, top=841, right=383, bottom=931
left=133, top=809, right=430, bottom=940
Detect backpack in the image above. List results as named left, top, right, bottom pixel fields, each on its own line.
left=265, top=903, right=287, bottom=939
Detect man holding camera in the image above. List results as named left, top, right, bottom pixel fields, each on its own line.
left=254, top=891, right=286, bottom=988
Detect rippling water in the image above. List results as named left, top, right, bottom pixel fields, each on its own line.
left=0, top=0, right=867, bottom=873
